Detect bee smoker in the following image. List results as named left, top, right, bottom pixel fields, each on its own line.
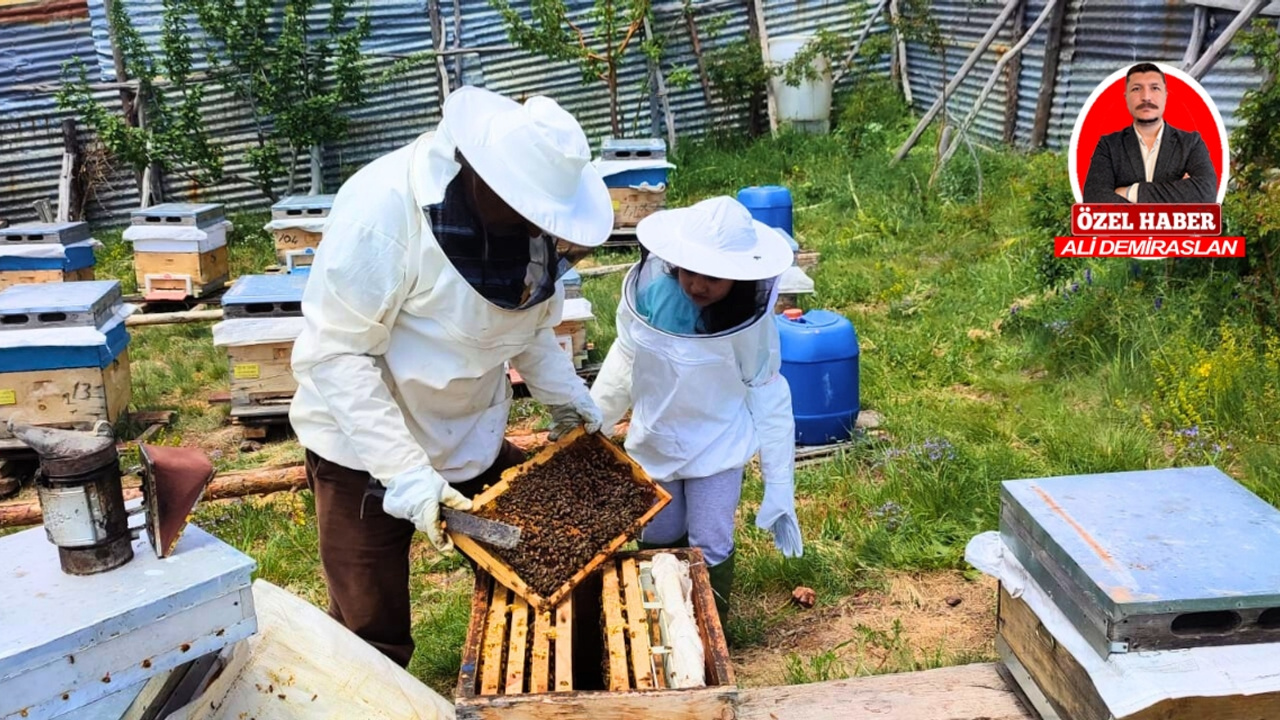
left=10, top=421, right=214, bottom=576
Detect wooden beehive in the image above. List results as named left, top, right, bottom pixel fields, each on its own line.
left=135, top=245, right=229, bottom=300
left=270, top=195, right=333, bottom=266
left=214, top=274, right=307, bottom=413
left=449, top=427, right=671, bottom=610
left=456, top=548, right=736, bottom=720
left=0, top=281, right=131, bottom=442
left=127, top=203, right=230, bottom=300
left=0, top=222, right=98, bottom=290
left=997, top=584, right=1280, bottom=720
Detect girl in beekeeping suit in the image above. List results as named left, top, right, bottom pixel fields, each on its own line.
left=590, top=196, right=803, bottom=632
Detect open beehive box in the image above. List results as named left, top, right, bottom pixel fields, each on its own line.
left=448, top=427, right=672, bottom=610
left=455, top=548, right=736, bottom=719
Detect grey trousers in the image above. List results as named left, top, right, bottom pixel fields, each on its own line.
left=641, top=466, right=744, bottom=566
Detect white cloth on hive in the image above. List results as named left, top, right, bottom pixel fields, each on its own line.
left=650, top=552, right=706, bottom=689
left=0, top=238, right=102, bottom=259
left=167, top=579, right=455, bottom=720
left=212, top=317, right=306, bottom=347
left=262, top=217, right=329, bottom=233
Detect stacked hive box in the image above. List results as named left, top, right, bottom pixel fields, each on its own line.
left=265, top=194, right=334, bottom=273
left=124, top=203, right=231, bottom=301
left=211, top=273, right=307, bottom=423
left=0, top=281, right=132, bottom=445
left=0, top=222, right=98, bottom=290
left=556, top=293, right=594, bottom=370
left=990, top=467, right=1280, bottom=720
left=597, top=138, right=673, bottom=229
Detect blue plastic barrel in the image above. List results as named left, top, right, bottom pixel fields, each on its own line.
left=737, top=185, right=793, bottom=236
left=776, top=308, right=860, bottom=445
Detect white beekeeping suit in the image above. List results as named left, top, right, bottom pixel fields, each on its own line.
left=591, top=197, right=803, bottom=558
left=290, top=87, right=609, bottom=548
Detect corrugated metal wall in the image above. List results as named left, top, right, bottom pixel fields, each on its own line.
left=1, top=0, right=1273, bottom=225
left=903, top=0, right=1269, bottom=151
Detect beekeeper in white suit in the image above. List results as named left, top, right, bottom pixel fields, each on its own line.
left=290, top=86, right=609, bottom=667
left=590, top=196, right=803, bottom=632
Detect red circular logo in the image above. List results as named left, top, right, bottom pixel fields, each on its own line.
left=1069, top=63, right=1229, bottom=203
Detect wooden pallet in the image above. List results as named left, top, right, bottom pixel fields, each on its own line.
left=457, top=548, right=736, bottom=719
left=229, top=402, right=292, bottom=439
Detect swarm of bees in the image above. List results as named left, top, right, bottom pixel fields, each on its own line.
left=477, top=437, right=656, bottom=598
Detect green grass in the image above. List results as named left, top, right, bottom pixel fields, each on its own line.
left=66, top=82, right=1280, bottom=692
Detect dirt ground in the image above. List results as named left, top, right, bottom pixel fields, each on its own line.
left=732, top=570, right=998, bottom=687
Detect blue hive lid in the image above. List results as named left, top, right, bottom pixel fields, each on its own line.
left=561, top=268, right=582, bottom=286
left=0, top=281, right=121, bottom=315
left=222, top=274, right=308, bottom=305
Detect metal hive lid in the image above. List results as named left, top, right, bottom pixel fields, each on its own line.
left=0, top=222, right=92, bottom=246
left=1000, top=466, right=1280, bottom=616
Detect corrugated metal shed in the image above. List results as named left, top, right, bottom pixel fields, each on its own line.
left=906, top=0, right=1270, bottom=150
left=1, top=0, right=1274, bottom=225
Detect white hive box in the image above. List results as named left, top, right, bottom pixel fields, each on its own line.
left=0, top=524, right=257, bottom=720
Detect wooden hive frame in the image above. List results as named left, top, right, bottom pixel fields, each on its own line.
left=449, top=426, right=672, bottom=610
left=456, top=548, right=737, bottom=720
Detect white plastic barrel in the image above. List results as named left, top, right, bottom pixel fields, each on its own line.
left=768, top=34, right=834, bottom=134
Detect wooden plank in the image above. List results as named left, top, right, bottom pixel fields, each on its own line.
left=0, top=351, right=130, bottom=437
left=748, top=0, right=779, bottom=134
left=227, top=341, right=298, bottom=404
left=553, top=595, right=573, bottom=692
left=938, top=0, right=1061, bottom=168
left=601, top=564, right=631, bottom=691
left=734, top=664, right=1027, bottom=720
left=457, top=574, right=493, bottom=699
left=480, top=585, right=510, bottom=696
left=620, top=558, right=654, bottom=690
left=134, top=246, right=229, bottom=287
left=455, top=686, right=737, bottom=720
left=892, top=0, right=1021, bottom=163
left=682, top=547, right=734, bottom=686
left=1029, top=0, right=1069, bottom=148
left=1188, top=0, right=1268, bottom=79
left=505, top=594, right=530, bottom=695
left=529, top=609, right=552, bottom=694
left=126, top=308, right=223, bottom=327
left=641, top=565, right=668, bottom=690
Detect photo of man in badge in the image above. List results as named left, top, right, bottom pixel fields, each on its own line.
left=1081, top=63, right=1218, bottom=204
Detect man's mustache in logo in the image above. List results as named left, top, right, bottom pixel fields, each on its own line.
left=1138, top=102, right=1159, bottom=110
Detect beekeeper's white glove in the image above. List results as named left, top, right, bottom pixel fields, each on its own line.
left=548, top=390, right=603, bottom=440
left=381, top=466, right=473, bottom=551
left=757, top=484, right=804, bottom=557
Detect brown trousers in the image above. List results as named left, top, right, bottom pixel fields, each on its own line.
left=306, top=441, right=527, bottom=667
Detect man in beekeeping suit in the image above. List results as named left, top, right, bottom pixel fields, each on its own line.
left=290, top=86, right=610, bottom=667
